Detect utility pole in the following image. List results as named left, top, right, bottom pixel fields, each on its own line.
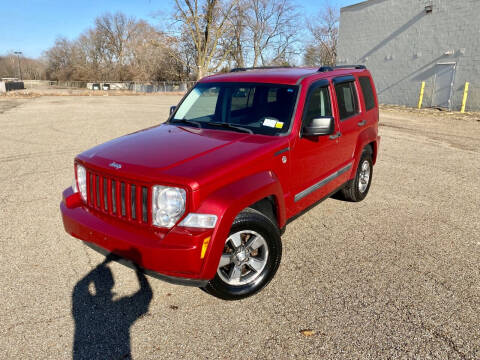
left=14, top=51, right=23, bottom=80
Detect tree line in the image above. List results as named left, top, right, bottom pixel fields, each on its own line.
left=0, top=54, right=46, bottom=80
left=1, top=0, right=338, bottom=82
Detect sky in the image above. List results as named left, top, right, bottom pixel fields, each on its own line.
left=0, top=0, right=360, bottom=58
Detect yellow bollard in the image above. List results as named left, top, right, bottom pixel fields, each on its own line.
left=417, top=81, right=425, bottom=109
left=461, top=82, right=470, bottom=113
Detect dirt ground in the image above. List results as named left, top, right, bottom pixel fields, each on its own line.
left=380, top=103, right=480, bottom=123
left=0, top=95, right=479, bottom=359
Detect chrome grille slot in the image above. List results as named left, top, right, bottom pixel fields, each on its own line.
left=88, top=173, right=94, bottom=205
left=95, top=175, right=100, bottom=208
left=142, top=186, right=148, bottom=223
left=103, top=178, right=108, bottom=211
left=131, top=184, right=136, bottom=220
left=111, top=180, right=117, bottom=214
left=120, top=182, right=126, bottom=217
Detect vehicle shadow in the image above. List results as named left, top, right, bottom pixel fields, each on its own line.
left=72, top=250, right=153, bottom=360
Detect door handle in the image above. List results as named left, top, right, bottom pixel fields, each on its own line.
left=357, top=120, right=367, bottom=127
left=329, top=132, right=341, bottom=140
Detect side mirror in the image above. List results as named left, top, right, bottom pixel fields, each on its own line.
left=169, top=106, right=176, bottom=116
left=303, top=116, right=334, bottom=136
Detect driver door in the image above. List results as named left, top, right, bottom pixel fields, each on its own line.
left=290, top=80, right=341, bottom=212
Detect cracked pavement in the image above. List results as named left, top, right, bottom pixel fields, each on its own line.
left=0, top=95, right=479, bottom=359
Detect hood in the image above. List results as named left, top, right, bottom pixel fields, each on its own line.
left=77, top=124, right=286, bottom=188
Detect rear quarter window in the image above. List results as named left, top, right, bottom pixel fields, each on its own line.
left=359, top=76, right=375, bottom=111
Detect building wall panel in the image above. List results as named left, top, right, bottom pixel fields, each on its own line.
left=337, top=0, right=480, bottom=110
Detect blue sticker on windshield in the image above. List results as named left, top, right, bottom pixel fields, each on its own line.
left=287, top=88, right=294, bottom=93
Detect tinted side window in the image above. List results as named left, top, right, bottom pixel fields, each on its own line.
left=304, top=86, right=332, bottom=124
left=359, top=76, right=375, bottom=111
left=334, top=81, right=359, bottom=120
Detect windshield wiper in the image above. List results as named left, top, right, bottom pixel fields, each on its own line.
left=169, top=118, right=202, bottom=128
left=206, top=122, right=253, bottom=134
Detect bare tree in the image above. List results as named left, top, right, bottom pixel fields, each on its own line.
left=0, top=54, right=46, bottom=79
left=304, top=3, right=339, bottom=67
left=42, top=1, right=305, bottom=82
left=228, top=1, right=247, bottom=68
left=242, top=0, right=298, bottom=67
left=44, top=38, right=77, bottom=80
left=303, top=45, right=323, bottom=67
left=172, top=0, right=238, bottom=79
left=74, top=29, right=103, bottom=80
left=128, top=21, right=188, bottom=81
left=44, top=12, right=189, bottom=82
left=94, top=13, right=138, bottom=80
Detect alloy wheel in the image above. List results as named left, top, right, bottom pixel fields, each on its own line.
left=217, top=230, right=269, bottom=286
left=358, top=160, right=371, bottom=193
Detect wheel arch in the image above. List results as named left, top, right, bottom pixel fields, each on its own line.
left=350, top=128, right=379, bottom=180
left=367, top=140, right=378, bottom=165
left=248, top=196, right=279, bottom=229
left=194, top=171, right=286, bottom=279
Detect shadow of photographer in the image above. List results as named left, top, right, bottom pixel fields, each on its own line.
left=72, top=249, right=153, bottom=360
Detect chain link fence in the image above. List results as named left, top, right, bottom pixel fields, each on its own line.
left=129, top=81, right=196, bottom=93
left=23, top=80, right=195, bottom=93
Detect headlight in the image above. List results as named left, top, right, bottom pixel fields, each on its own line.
left=75, top=164, right=87, bottom=201
left=152, top=185, right=186, bottom=228
left=179, top=213, right=217, bottom=228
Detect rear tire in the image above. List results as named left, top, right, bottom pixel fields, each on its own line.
left=203, top=208, right=282, bottom=300
left=341, top=147, right=373, bottom=202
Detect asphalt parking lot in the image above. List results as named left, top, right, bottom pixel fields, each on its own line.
left=0, top=95, right=479, bottom=359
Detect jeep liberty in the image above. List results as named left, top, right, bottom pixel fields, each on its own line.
left=61, top=65, right=380, bottom=300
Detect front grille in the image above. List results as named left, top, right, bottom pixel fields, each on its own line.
left=86, top=168, right=150, bottom=225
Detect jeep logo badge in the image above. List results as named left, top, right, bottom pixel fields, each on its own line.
left=109, top=162, right=122, bottom=169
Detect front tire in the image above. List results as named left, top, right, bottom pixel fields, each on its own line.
left=203, top=208, right=282, bottom=300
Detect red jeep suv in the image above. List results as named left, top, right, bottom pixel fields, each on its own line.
left=61, top=65, right=380, bottom=300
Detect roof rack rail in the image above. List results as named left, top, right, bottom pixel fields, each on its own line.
left=318, top=66, right=334, bottom=72
left=317, top=65, right=366, bottom=72
left=334, top=65, right=367, bottom=70
left=230, top=66, right=291, bottom=72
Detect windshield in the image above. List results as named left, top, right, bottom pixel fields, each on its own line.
left=171, top=83, right=299, bottom=136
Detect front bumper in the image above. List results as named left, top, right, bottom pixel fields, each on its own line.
left=60, top=188, right=212, bottom=287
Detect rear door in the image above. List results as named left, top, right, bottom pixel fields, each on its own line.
left=333, top=76, right=363, bottom=168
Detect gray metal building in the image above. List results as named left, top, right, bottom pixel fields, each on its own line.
left=337, top=0, right=480, bottom=111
